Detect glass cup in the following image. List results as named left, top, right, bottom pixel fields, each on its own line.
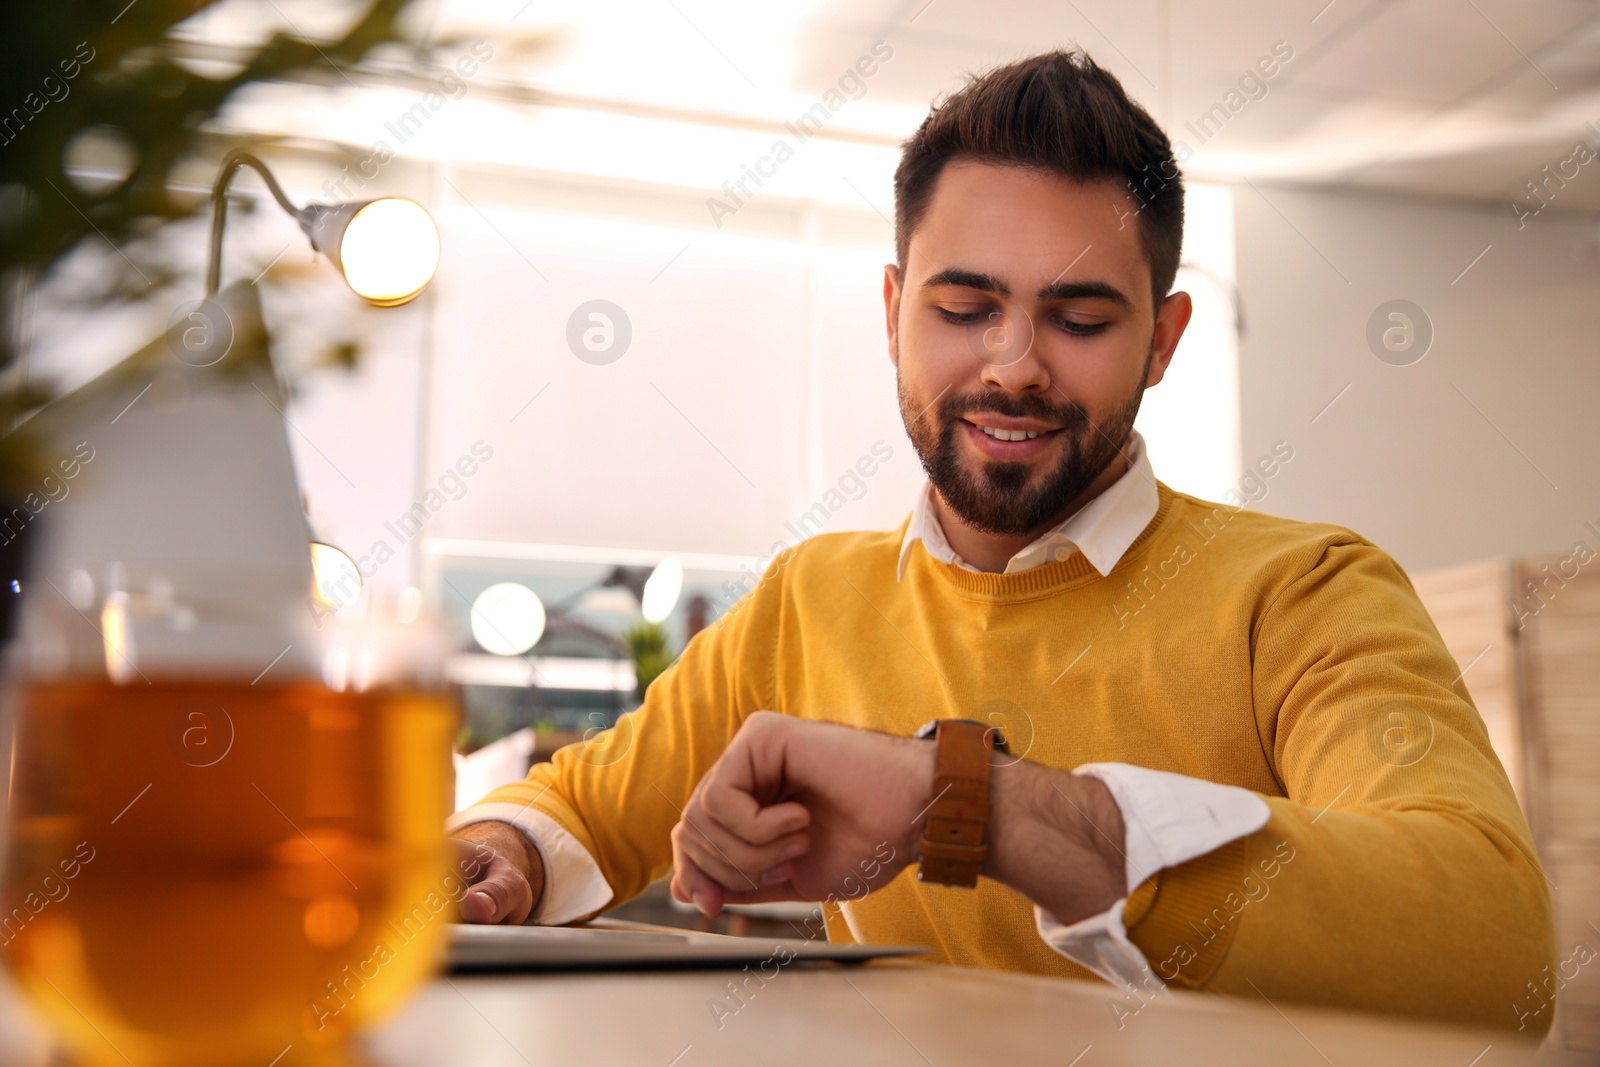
left=3, top=575, right=455, bottom=1067
left=0, top=286, right=456, bottom=1066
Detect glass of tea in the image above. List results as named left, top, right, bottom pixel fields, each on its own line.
left=3, top=565, right=456, bottom=1067
left=0, top=291, right=458, bottom=1067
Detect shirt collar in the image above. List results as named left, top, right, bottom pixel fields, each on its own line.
left=896, top=429, right=1158, bottom=582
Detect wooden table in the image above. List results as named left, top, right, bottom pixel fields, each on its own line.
left=0, top=956, right=1580, bottom=1066
left=367, top=959, right=1575, bottom=1067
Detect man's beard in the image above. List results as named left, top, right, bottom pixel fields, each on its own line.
left=897, top=358, right=1150, bottom=538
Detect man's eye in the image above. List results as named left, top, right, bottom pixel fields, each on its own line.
left=935, top=307, right=988, bottom=325
left=1059, top=318, right=1110, bottom=337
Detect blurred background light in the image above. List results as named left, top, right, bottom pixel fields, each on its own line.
left=310, top=542, right=364, bottom=612
left=640, top=558, right=683, bottom=624
left=470, top=581, right=546, bottom=655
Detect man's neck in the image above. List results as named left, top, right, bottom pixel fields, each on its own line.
left=932, top=449, right=1133, bottom=574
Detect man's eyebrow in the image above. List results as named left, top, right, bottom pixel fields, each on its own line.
left=1036, top=279, right=1133, bottom=308
left=923, top=269, right=1132, bottom=309
left=923, top=268, right=1008, bottom=296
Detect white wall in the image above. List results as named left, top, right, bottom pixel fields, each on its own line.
left=1137, top=183, right=1240, bottom=503
left=1232, top=182, right=1600, bottom=572
left=418, top=165, right=916, bottom=564
left=405, top=165, right=1243, bottom=571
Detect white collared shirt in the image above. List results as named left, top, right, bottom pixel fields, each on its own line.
left=448, top=429, right=1269, bottom=994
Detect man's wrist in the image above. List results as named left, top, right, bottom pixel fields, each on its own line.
left=985, top=760, right=1128, bottom=924
left=901, top=737, right=940, bottom=862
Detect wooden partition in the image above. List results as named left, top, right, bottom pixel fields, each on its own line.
left=1412, top=555, right=1600, bottom=1054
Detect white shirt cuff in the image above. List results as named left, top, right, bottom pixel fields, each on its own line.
left=446, top=802, right=614, bottom=925
left=1033, top=763, right=1271, bottom=990
left=1035, top=897, right=1162, bottom=994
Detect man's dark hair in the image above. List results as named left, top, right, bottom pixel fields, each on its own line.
left=893, top=49, right=1184, bottom=307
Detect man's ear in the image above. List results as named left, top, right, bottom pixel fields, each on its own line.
left=883, top=263, right=902, bottom=368
left=1145, top=290, right=1193, bottom=389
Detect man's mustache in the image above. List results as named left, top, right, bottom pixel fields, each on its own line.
left=934, top=392, right=1090, bottom=431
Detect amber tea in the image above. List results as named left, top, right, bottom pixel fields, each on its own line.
left=2, top=679, right=455, bottom=1067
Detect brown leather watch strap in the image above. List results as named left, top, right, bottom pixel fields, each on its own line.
left=916, top=720, right=996, bottom=888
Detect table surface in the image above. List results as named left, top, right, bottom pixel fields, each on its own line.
left=0, top=953, right=1578, bottom=1066
left=372, top=959, right=1579, bottom=1067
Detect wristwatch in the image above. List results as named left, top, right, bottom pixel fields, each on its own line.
left=912, top=718, right=1008, bottom=888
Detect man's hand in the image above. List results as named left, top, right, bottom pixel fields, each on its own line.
left=671, top=712, right=1130, bottom=926
left=670, top=712, right=932, bottom=916
left=452, top=821, right=546, bottom=924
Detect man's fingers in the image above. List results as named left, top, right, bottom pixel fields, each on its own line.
left=459, top=882, right=502, bottom=924
left=701, top=771, right=811, bottom=844
left=674, top=810, right=809, bottom=891
left=670, top=851, right=727, bottom=917
left=696, top=808, right=810, bottom=876
left=671, top=816, right=751, bottom=892
left=450, top=840, right=534, bottom=924
left=460, top=861, right=534, bottom=924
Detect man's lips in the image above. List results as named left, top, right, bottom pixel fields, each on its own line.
left=960, top=417, right=1061, bottom=460
left=963, top=415, right=1061, bottom=435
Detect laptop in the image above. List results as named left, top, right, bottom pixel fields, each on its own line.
left=447, top=917, right=928, bottom=972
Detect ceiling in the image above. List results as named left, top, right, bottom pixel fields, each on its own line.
left=182, top=0, right=1600, bottom=214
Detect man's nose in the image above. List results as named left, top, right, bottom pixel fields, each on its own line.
left=974, top=306, right=1050, bottom=394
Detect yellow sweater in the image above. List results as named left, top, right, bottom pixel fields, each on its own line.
left=474, top=483, right=1554, bottom=1033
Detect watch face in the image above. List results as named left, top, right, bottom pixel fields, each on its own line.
left=913, top=718, right=1010, bottom=754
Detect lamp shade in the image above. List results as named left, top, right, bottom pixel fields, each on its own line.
left=299, top=197, right=440, bottom=307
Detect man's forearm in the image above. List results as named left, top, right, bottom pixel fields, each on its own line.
left=983, top=759, right=1128, bottom=926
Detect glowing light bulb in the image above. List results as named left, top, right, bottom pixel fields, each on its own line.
left=338, top=198, right=440, bottom=307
